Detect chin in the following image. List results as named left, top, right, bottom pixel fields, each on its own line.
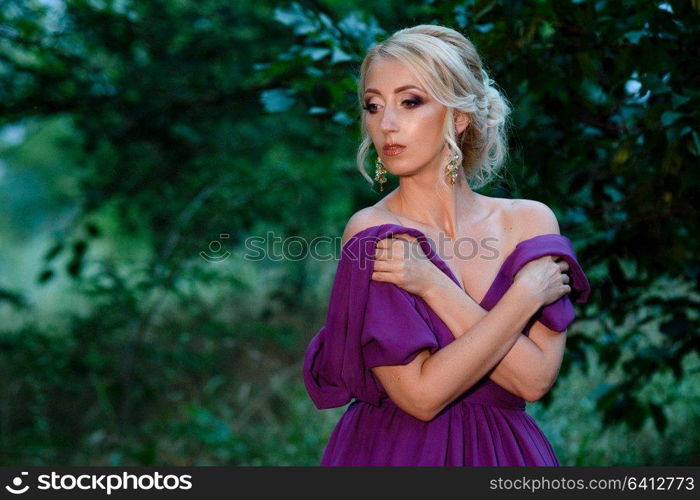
left=390, top=160, right=426, bottom=173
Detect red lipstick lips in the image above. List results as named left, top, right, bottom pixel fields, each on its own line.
left=383, top=143, right=406, bottom=156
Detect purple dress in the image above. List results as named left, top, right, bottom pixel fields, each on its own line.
left=303, top=223, right=591, bottom=466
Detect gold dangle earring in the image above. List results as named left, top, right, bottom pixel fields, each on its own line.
left=445, top=152, right=460, bottom=186
left=374, top=157, right=387, bottom=192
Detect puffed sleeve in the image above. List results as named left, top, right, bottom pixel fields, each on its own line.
left=361, top=280, right=440, bottom=368
left=479, top=233, right=592, bottom=336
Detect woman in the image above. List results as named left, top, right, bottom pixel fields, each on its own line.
left=303, top=24, right=591, bottom=466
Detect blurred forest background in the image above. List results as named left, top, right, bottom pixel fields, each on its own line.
left=0, top=0, right=698, bottom=465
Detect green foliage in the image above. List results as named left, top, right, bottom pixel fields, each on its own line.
left=0, top=314, right=332, bottom=465
left=258, top=3, right=384, bottom=126
left=1, top=0, right=699, bottom=465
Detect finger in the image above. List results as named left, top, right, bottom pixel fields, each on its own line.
left=562, top=274, right=570, bottom=284
left=392, top=232, right=416, bottom=242
left=389, top=237, right=409, bottom=250
left=375, top=239, right=397, bottom=251
left=375, top=239, right=392, bottom=249
left=558, top=261, right=569, bottom=271
left=375, top=246, right=403, bottom=261
left=371, top=271, right=385, bottom=281
left=374, top=247, right=388, bottom=260
left=379, top=241, right=407, bottom=259
left=372, top=260, right=391, bottom=272
left=371, top=271, right=393, bottom=282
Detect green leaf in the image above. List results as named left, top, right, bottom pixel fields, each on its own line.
left=691, top=131, right=700, bottom=156
left=260, top=89, right=296, bottom=113
left=330, top=46, right=353, bottom=64
left=474, top=23, right=495, bottom=33
left=590, top=383, right=615, bottom=405
left=337, top=12, right=384, bottom=47
left=602, top=185, right=623, bottom=203
left=661, top=111, right=683, bottom=127
left=274, top=4, right=317, bottom=35
left=539, top=21, right=555, bottom=39
left=300, top=47, right=331, bottom=61
left=332, top=112, right=353, bottom=125
left=581, top=80, right=608, bottom=106
left=671, top=92, right=691, bottom=109
left=581, top=125, right=604, bottom=137
left=622, top=30, right=647, bottom=44
left=453, top=5, right=469, bottom=29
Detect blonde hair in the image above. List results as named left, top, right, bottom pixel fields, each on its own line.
left=356, top=24, right=511, bottom=191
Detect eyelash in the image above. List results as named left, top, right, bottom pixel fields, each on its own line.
left=362, top=97, right=423, bottom=113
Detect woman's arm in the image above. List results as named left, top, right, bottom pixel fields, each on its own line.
left=371, top=281, right=542, bottom=422
left=421, top=275, right=565, bottom=402
left=420, top=200, right=567, bottom=402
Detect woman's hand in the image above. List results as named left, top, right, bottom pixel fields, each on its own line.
left=513, top=255, right=571, bottom=308
left=370, top=234, right=449, bottom=298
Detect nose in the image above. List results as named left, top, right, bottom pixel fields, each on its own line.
left=379, top=103, right=399, bottom=134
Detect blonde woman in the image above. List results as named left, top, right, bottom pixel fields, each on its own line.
left=303, top=24, right=591, bottom=466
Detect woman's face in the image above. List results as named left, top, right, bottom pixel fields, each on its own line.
left=363, top=57, right=460, bottom=178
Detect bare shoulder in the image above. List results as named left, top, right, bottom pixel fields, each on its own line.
left=340, top=206, right=402, bottom=248
left=507, top=198, right=561, bottom=239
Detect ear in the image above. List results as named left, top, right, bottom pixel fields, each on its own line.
left=454, top=111, right=469, bottom=136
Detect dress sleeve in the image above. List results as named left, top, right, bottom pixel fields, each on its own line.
left=361, top=280, right=440, bottom=368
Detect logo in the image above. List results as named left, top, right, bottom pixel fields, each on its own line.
left=5, top=472, right=29, bottom=495
left=200, top=233, right=231, bottom=262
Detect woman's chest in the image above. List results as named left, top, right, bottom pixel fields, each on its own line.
left=377, top=197, right=521, bottom=304
left=424, top=226, right=519, bottom=303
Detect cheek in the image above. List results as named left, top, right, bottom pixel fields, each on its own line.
left=364, top=105, right=445, bottom=145
left=364, top=117, right=381, bottom=140
left=411, top=106, right=445, bottom=142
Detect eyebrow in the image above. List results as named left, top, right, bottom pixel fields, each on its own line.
left=363, top=85, right=425, bottom=95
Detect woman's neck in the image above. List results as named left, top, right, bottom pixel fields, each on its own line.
left=387, top=176, right=481, bottom=240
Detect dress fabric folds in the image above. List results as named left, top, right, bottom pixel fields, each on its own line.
left=303, top=223, right=591, bottom=466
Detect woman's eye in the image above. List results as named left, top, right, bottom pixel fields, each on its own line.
left=363, top=102, right=379, bottom=113
left=362, top=97, right=422, bottom=113
left=403, top=98, right=422, bottom=108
